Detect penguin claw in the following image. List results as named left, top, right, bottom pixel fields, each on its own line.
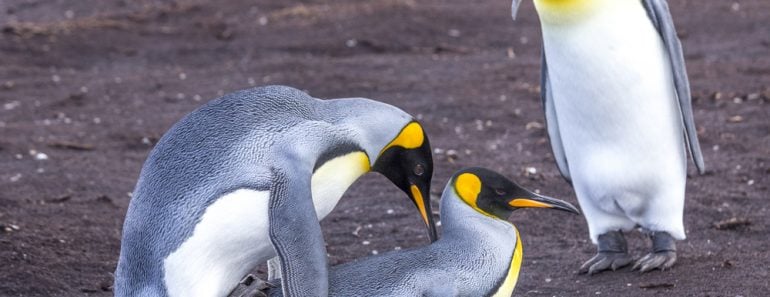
left=633, top=251, right=677, bottom=273
left=579, top=252, right=633, bottom=275
left=228, top=274, right=277, bottom=297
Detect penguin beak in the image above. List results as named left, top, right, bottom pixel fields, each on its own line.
left=408, top=182, right=439, bottom=242
left=511, top=0, right=522, bottom=20
left=508, top=191, right=580, bottom=214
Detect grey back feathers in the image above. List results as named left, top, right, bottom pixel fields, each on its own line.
left=115, top=85, right=412, bottom=295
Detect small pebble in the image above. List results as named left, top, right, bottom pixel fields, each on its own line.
left=526, top=121, right=544, bottom=130
left=526, top=167, right=537, bottom=175
left=3, top=101, right=20, bottom=110
left=9, top=173, right=22, bottom=182
left=362, top=240, right=370, bottom=245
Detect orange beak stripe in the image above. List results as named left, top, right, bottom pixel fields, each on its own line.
left=410, top=184, right=430, bottom=226
left=508, top=198, right=553, bottom=208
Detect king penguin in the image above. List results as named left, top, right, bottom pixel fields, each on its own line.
left=114, top=85, right=438, bottom=297
left=259, top=167, right=579, bottom=297
left=511, top=0, right=705, bottom=274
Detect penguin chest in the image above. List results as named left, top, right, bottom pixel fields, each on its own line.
left=542, top=4, right=686, bottom=173
left=163, top=189, right=273, bottom=297
left=311, top=151, right=371, bottom=219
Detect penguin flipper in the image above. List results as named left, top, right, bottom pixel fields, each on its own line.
left=268, top=166, right=329, bottom=297
left=642, top=0, right=705, bottom=174
left=540, top=49, right=572, bottom=182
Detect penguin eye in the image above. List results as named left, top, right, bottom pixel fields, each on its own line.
left=494, top=188, right=506, bottom=196
left=413, top=164, right=425, bottom=176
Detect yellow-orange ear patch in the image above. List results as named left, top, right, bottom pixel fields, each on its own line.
left=381, top=122, right=424, bottom=155
left=455, top=173, right=482, bottom=207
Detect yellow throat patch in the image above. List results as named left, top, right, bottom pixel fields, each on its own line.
left=534, top=0, right=602, bottom=23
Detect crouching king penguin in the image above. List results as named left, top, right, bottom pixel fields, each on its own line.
left=114, top=85, right=438, bottom=297
left=511, top=0, right=705, bottom=274
left=259, top=167, right=579, bottom=297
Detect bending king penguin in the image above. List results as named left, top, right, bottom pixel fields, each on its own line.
left=115, top=85, right=438, bottom=296
left=511, top=0, right=705, bottom=274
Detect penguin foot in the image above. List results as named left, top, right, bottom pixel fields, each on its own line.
left=579, top=251, right=633, bottom=275
left=632, top=251, right=676, bottom=272
left=633, top=231, right=677, bottom=273
left=579, top=230, right=632, bottom=275
left=228, top=274, right=277, bottom=297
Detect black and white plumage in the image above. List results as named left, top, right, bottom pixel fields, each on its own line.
left=261, top=167, right=579, bottom=297
left=511, top=0, right=705, bottom=273
left=115, top=85, right=437, bottom=297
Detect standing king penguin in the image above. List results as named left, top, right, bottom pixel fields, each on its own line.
left=115, top=85, right=438, bottom=297
left=511, top=0, right=705, bottom=274
left=263, top=167, right=579, bottom=297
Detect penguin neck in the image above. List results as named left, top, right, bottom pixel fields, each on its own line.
left=438, top=188, right=523, bottom=296
left=310, top=149, right=371, bottom=220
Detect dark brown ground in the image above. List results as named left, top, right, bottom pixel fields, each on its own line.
left=1, top=0, right=769, bottom=296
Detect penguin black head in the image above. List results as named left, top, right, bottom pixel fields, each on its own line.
left=451, top=167, right=580, bottom=220
left=372, top=121, right=437, bottom=242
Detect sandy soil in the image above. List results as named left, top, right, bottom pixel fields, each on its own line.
left=1, top=0, right=769, bottom=296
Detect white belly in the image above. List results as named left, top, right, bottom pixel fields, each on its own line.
left=542, top=2, right=686, bottom=206
left=163, top=189, right=272, bottom=297
left=163, top=152, right=370, bottom=297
